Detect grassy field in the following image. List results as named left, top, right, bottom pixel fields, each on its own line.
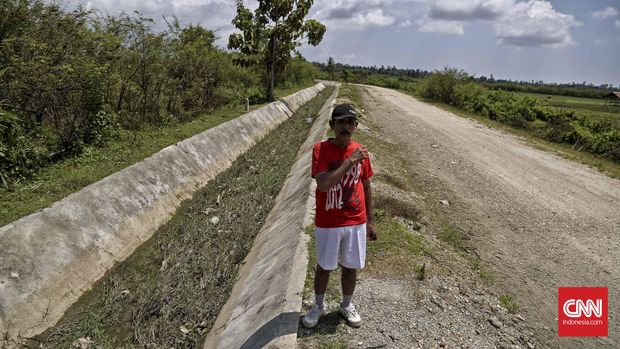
left=0, top=83, right=315, bottom=227
left=516, top=91, right=620, bottom=129
left=32, top=86, right=335, bottom=349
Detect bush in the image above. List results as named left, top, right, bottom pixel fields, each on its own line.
left=0, top=111, right=48, bottom=183
left=418, top=67, right=468, bottom=104
left=2, top=1, right=313, bottom=184
left=277, top=55, right=321, bottom=89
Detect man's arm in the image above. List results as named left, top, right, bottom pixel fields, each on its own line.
left=315, top=146, right=368, bottom=192
left=363, top=178, right=377, bottom=240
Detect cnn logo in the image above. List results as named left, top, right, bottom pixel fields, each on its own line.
left=558, top=287, right=608, bottom=337
left=562, top=299, right=603, bottom=318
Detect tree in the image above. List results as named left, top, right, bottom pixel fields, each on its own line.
left=228, top=0, right=326, bottom=101
left=327, top=56, right=335, bottom=77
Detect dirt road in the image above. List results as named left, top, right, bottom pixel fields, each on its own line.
left=360, top=85, right=619, bottom=348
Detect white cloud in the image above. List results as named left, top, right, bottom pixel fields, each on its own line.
left=418, top=17, right=465, bottom=34
left=616, top=20, right=620, bottom=28
left=592, top=6, right=618, bottom=20
left=415, top=0, right=514, bottom=36
left=399, top=19, right=412, bottom=28
left=360, top=9, right=396, bottom=26
left=75, top=0, right=235, bottom=28
left=313, top=0, right=401, bottom=29
left=429, top=0, right=514, bottom=21
left=493, top=0, right=581, bottom=48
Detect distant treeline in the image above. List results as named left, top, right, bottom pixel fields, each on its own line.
left=0, top=0, right=319, bottom=184
left=314, top=60, right=617, bottom=99
left=479, top=80, right=614, bottom=99
left=314, top=61, right=431, bottom=79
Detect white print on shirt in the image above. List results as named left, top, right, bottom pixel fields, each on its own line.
left=325, top=163, right=361, bottom=211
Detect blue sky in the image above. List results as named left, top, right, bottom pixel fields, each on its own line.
left=63, top=0, right=620, bottom=86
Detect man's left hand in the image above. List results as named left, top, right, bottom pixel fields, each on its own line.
left=367, top=222, right=377, bottom=241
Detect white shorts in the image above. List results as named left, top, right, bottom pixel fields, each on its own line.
left=315, top=223, right=366, bottom=271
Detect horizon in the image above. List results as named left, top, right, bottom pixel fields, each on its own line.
left=53, top=0, right=620, bottom=87
left=309, top=60, right=619, bottom=89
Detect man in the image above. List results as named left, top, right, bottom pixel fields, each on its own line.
left=303, top=103, right=376, bottom=329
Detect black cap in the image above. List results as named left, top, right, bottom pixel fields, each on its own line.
left=331, top=104, right=358, bottom=121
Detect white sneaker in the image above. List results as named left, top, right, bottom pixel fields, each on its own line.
left=302, top=304, right=324, bottom=328
left=339, top=302, right=362, bottom=327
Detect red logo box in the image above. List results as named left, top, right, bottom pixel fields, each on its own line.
left=558, top=287, right=608, bottom=337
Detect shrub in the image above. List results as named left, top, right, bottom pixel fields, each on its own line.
left=0, top=1, right=320, bottom=184
left=0, top=111, right=48, bottom=182
left=418, top=67, right=468, bottom=104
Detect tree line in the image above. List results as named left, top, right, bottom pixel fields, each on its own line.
left=316, top=58, right=617, bottom=99
left=0, top=0, right=321, bottom=186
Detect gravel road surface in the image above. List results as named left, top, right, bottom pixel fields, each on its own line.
left=360, top=84, right=619, bottom=348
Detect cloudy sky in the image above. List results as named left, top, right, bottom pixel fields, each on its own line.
left=63, top=0, right=619, bottom=86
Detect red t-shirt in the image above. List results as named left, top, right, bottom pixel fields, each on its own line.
left=312, top=139, right=373, bottom=228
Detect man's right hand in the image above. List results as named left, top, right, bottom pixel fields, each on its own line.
left=348, top=145, right=368, bottom=166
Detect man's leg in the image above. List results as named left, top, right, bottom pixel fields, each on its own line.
left=314, top=264, right=330, bottom=309
left=303, top=264, right=331, bottom=328
left=341, top=266, right=357, bottom=302
left=337, top=224, right=365, bottom=327
left=339, top=266, right=361, bottom=327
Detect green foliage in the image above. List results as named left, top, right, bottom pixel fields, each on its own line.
left=228, top=0, right=326, bottom=101
left=326, top=56, right=335, bottom=77
left=498, top=294, right=519, bottom=314
left=482, top=80, right=612, bottom=99
left=1, top=0, right=321, bottom=184
left=277, top=55, right=322, bottom=89
left=418, top=67, right=468, bottom=104
left=0, top=110, right=48, bottom=183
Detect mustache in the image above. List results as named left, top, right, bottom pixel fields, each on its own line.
left=339, top=130, right=351, bottom=135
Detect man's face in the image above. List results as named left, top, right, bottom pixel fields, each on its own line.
left=330, top=117, right=357, bottom=142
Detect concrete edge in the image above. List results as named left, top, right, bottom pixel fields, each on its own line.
left=0, top=83, right=325, bottom=341
left=202, top=83, right=340, bottom=349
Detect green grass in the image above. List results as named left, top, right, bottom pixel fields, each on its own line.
left=438, top=223, right=467, bottom=251
left=32, top=86, right=335, bottom=349
left=498, top=294, right=520, bottom=314
left=317, top=338, right=349, bottom=349
left=0, top=83, right=315, bottom=227
left=515, top=91, right=620, bottom=129
left=365, top=211, right=428, bottom=276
